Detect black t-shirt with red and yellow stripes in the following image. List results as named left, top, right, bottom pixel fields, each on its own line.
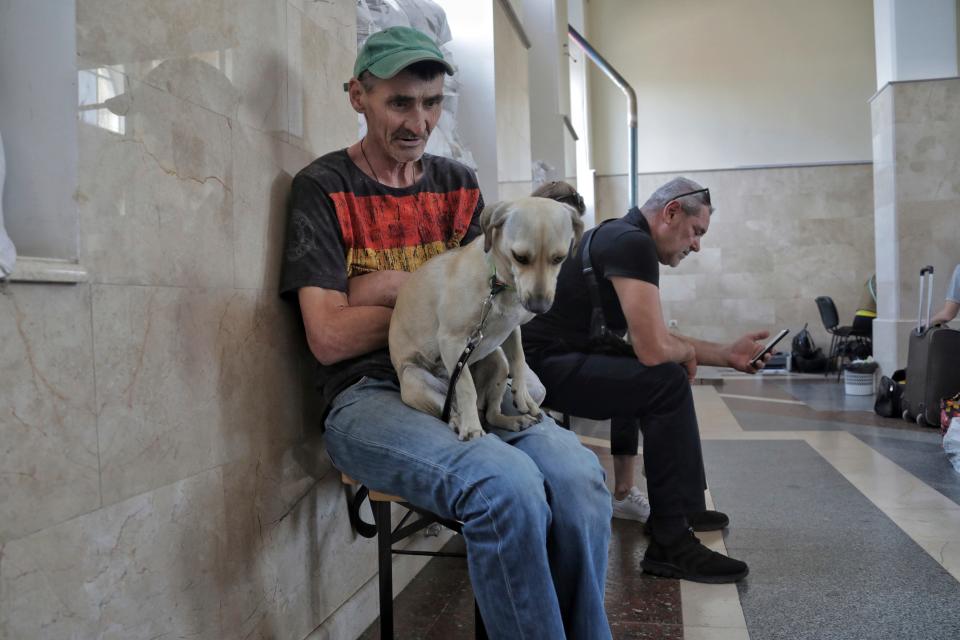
left=280, top=149, right=483, bottom=419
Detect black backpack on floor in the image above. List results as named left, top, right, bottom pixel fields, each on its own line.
left=791, top=323, right=828, bottom=373
left=874, top=370, right=905, bottom=418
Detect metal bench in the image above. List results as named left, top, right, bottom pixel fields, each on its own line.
left=340, top=473, right=488, bottom=639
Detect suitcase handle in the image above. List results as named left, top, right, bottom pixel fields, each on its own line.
left=917, top=265, right=935, bottom=334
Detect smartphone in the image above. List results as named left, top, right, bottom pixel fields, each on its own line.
left=750, top=329, right=790, bottom=366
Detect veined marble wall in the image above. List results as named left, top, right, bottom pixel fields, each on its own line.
left=595, top=164, right=876, bottom=348
left=871, top=77, right=960, bottom=375
left=1, top=2, right=448, bottom=639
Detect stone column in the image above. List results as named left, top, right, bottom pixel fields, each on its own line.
left=523, top=0, right=569, bottom=185
left=871, top=0, right=959, bottom=375
left=445, top=1, right=499, bottom=201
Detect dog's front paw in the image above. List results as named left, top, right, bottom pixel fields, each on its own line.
left=512, top=386, right=542, bottom=418
left=459, top=421, right=485, bottom=441
left=450, top=413, right=485, bottom=441
left=496, top=412, right=540, bottom=432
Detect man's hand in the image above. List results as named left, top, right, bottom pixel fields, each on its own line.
left=682, top=356, right=698, bottom=382
left=725, top=330, right=771, bottom=374
left=347, top=270, right=410, bottom=308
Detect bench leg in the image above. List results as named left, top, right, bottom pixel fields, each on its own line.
left=375, top=500, right=394, bottom=639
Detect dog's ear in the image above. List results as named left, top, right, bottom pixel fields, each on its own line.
left=566, top=204, right=585, bottom=251
left=480, top=201, right=511, bottom=253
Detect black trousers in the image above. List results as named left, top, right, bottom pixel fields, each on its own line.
left=530, top=351, right=707, bottom=520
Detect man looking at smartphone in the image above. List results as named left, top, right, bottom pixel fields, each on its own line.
left=523, top=177, right=769, bottom=583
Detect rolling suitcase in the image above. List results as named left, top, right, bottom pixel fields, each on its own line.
left=902, top=266, right=960, bottom=426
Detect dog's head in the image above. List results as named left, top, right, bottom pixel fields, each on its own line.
left=480, top=196, right=584, bottom=314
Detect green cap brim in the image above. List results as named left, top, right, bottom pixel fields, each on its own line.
left=365, top=51, right=455, bottom=79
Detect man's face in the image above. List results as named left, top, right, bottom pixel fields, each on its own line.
left=657, top=202, right=711, bottom=267
left=350, top=70, right=445, bottom=164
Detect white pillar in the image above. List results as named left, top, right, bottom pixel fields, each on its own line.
left=445, top=1, right=500, bottom=201
left=871, top=0, right=960, bottom=375
left=873, top=0, right=958, bottom=89
left=523, top=0, right=568, bottom=185
left=566, top=0, right=595, bottom=227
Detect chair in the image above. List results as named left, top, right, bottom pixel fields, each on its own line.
left=815, top=296, right=871, bottom=380
left=340, top=474, right=488, bottom=640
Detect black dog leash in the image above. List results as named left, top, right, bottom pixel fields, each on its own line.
left=441, top=270, right=511, bottom=423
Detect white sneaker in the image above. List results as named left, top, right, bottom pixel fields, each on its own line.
left=612, top=486, right=651, bottom=522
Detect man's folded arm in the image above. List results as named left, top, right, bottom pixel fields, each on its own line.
left=299, top=286, right=393, bottom=365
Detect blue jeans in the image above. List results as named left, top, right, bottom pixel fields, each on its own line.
left=324, top=376, right=612, bottom=640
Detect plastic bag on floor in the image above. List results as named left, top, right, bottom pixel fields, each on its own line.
left=943, top=417, right=960, bottom=474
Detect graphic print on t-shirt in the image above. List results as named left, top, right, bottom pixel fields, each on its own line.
left=329, top=188, right=477, bottom=276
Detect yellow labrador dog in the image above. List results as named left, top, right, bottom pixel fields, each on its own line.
left=389, top=197, right=583, bottom=441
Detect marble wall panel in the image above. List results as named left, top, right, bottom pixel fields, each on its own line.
left=219, top=436, right=455, bottom=639
left=79, top=79, right=234, bottom=288
left=723, top=247, right=776, bottom=274
left=0, top=468, right=226, bottom=640
left=77, top=0, right=289, bottom=138
left=893, top=121, right=960, bottom=202
left=293, top=1, right=357, bottom=154
left=892, top=77, right=960, bottom=124
left=671, top=247, right=721, bottom=275
left=218, top=454, right=361, bottom=640
left=0, top=284, right=100, bottom=541
left=659, top=274, right=698, bottom=302
left=3, top=1, right=388, bottom=638
left=232, top=124, right=316, bottom=291
left=92, top=285, right=303, bottom=505
left=894, top=201, right=960, bottom=317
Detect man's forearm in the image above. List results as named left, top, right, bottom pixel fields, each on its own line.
left=676, top=334, right=729, bottom=367
left=630, top=331, right=695, bottom=365
left=306, top=304, right=392, bottom=365
left=347, top=270, right=409, bottom=308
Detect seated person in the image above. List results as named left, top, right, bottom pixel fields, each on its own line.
left=931, top=264, right=960, bottom=326
left=280, top=27, right=612, bottom=638
left=524, top=178, right=768, bottom=583
left=852, top=274, right=877, bottom=338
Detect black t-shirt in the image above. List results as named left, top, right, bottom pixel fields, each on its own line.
left=279, top=149, right=484, bottom=420
left=521, top=208, right=659, bottom=358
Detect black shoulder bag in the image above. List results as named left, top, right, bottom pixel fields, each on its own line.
left=580, top=223, right=635, bottom=357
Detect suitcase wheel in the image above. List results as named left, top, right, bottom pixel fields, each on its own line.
left=916, top=413, right=928, bottom=427
left=902, top=409, right=913, bottom=422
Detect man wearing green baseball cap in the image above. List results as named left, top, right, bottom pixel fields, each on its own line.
left=281, top=25, right=612, bottom=639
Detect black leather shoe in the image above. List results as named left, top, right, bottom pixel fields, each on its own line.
left=641, top=530, right=749, bottom=583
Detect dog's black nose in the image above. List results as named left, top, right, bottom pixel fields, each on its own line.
left=523, top=296, right=553, bottom=314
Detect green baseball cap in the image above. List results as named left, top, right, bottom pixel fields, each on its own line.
left=353, top=26, right=454, bottom=79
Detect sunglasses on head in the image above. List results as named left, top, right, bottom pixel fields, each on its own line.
left=670, top=187, right=711, bottom=207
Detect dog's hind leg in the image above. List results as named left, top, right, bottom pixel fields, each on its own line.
left=473, top=349, right=539, bottom=432
left=398, top=365, right=447, bottom=420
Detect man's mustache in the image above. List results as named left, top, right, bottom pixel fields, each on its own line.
left=392, top=130, right=429, bottom=141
